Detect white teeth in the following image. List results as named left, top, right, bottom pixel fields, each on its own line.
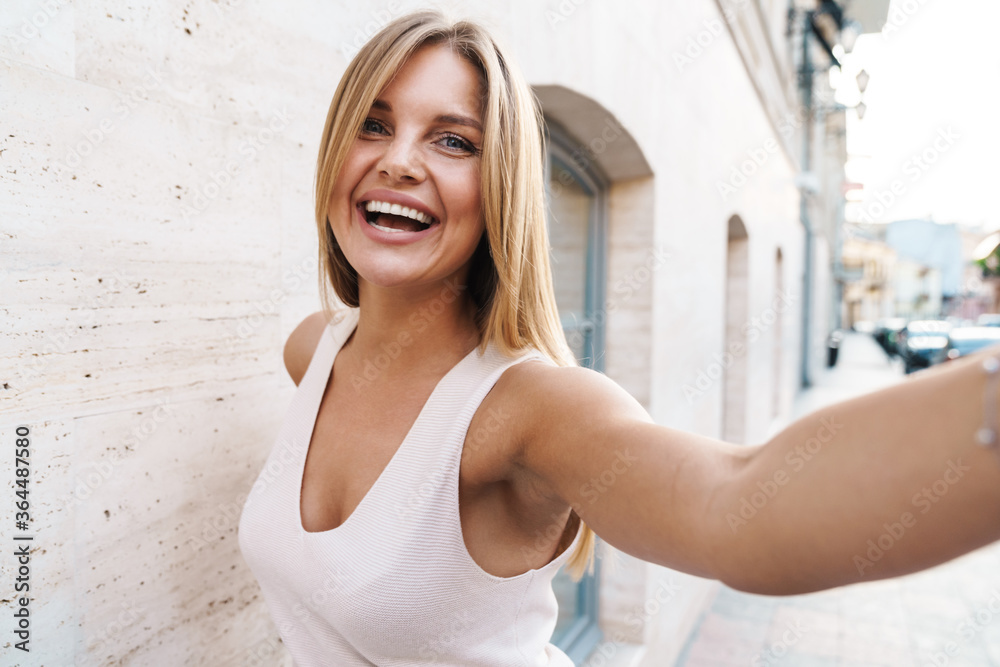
left=369, top=220, right=407, bottom=233
left=363, top=200, right=433, bottom=225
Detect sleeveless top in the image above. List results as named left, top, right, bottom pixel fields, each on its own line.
left=238, top=307, right=583, bottom=666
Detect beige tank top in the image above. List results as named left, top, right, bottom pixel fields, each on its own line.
left=238, top=307, right=582, bottom=665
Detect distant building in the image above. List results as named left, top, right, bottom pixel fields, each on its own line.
left=884, top=219, right=963, bottom=296
left=841, top=219, right=993, bottom=321
left=893, top=257, right=943, bottom=318
left=841, top=222, right=896, bottom=327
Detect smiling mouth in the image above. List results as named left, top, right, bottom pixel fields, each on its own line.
left=360, top=200, right=438, bottom=234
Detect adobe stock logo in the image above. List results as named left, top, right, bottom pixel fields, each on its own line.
left=579, top=450, right=638, bottom=504
left=672, top=0, right=751, bottom=73
left=725, top=416, right=843, bottom=533
left=683, top=290, right=795, bottom=404
left=853, top=459, right=970, bottom=576
left=851, top=126, right=959, bottom=226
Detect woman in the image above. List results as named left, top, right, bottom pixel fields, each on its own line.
left=238, top=9, right=1000, bottom=665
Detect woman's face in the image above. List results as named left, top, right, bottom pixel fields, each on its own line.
left=327, top=43, right=486, bottom=295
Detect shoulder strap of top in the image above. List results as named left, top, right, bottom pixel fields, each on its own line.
left=298, top=308, right=358, bottom=391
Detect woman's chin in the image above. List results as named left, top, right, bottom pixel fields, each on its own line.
left=353, top=264, right=472, bottom=297
left=355, top=267, right=431, bottom=292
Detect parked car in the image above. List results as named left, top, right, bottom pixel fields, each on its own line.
left=976, top=313, right=1000, bottom=328
left=872, top=317, right=908, bottom=358
left=944, top=326, right=1000, bottom=362
left=851, top=320, right=875, bottom=334
left=898, top=319, right=952, bottom=374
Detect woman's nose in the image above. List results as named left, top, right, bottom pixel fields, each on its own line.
left=376, top=136, right=425, bottom=183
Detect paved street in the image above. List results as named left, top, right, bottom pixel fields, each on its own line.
left=675, top=332, right=1000, bottom=667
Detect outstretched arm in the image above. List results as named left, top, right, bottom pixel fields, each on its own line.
left=510, top=346, right=1000, bottom=595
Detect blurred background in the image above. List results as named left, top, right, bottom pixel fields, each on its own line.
left=3, top=0, right=1000, bottom=665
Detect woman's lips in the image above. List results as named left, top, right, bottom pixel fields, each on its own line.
left=355, top=203, right=439, bottom=244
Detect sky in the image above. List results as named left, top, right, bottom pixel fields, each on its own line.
left=836, top=0, right=1000, bottom=230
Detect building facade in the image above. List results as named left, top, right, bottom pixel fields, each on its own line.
left=840, top=222, right=897, bottom=329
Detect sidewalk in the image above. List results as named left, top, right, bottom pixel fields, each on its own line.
left=790, top=331, right=907, bottom=420
left=674, top=332, right=1000, bottom=667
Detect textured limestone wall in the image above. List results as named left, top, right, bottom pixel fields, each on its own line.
left=1, top=0, right=349, bottom=663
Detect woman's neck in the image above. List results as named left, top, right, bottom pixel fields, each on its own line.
left=346, top=277, right=482, bottom=380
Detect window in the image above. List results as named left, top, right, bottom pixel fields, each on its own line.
left=545, top=121, right=608, bottom=662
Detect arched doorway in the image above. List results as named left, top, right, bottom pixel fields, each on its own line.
left=534, top=85, right=653, bottom=662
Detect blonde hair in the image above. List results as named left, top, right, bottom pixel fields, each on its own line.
left=312, top=10, right=595, bottom=580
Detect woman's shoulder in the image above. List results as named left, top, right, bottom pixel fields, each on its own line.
left=498, top=357, right=627, bottom=409
left=493, top=356, right=639, bottom=442
left=283, top=310, right=334, bottom=386
left=484, top=355, right=647, bottom=483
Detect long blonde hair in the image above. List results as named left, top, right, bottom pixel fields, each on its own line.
left=312, top=10, right=595, bottom=580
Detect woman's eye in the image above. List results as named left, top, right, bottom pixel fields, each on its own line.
left=361, top=118, right=387, bottom=135
left=439, top=134, right=477, bottom=154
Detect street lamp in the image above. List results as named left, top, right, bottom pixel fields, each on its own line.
left=853, top=69, right=870, bottom=119
left=856, top=69, right=870, bottom=93
left=817, top=67, right=869, bottom=119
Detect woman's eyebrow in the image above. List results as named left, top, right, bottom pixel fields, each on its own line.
left=435, top=114, right=482, bottom=133
left=370, top=99, right=482, bottom=133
